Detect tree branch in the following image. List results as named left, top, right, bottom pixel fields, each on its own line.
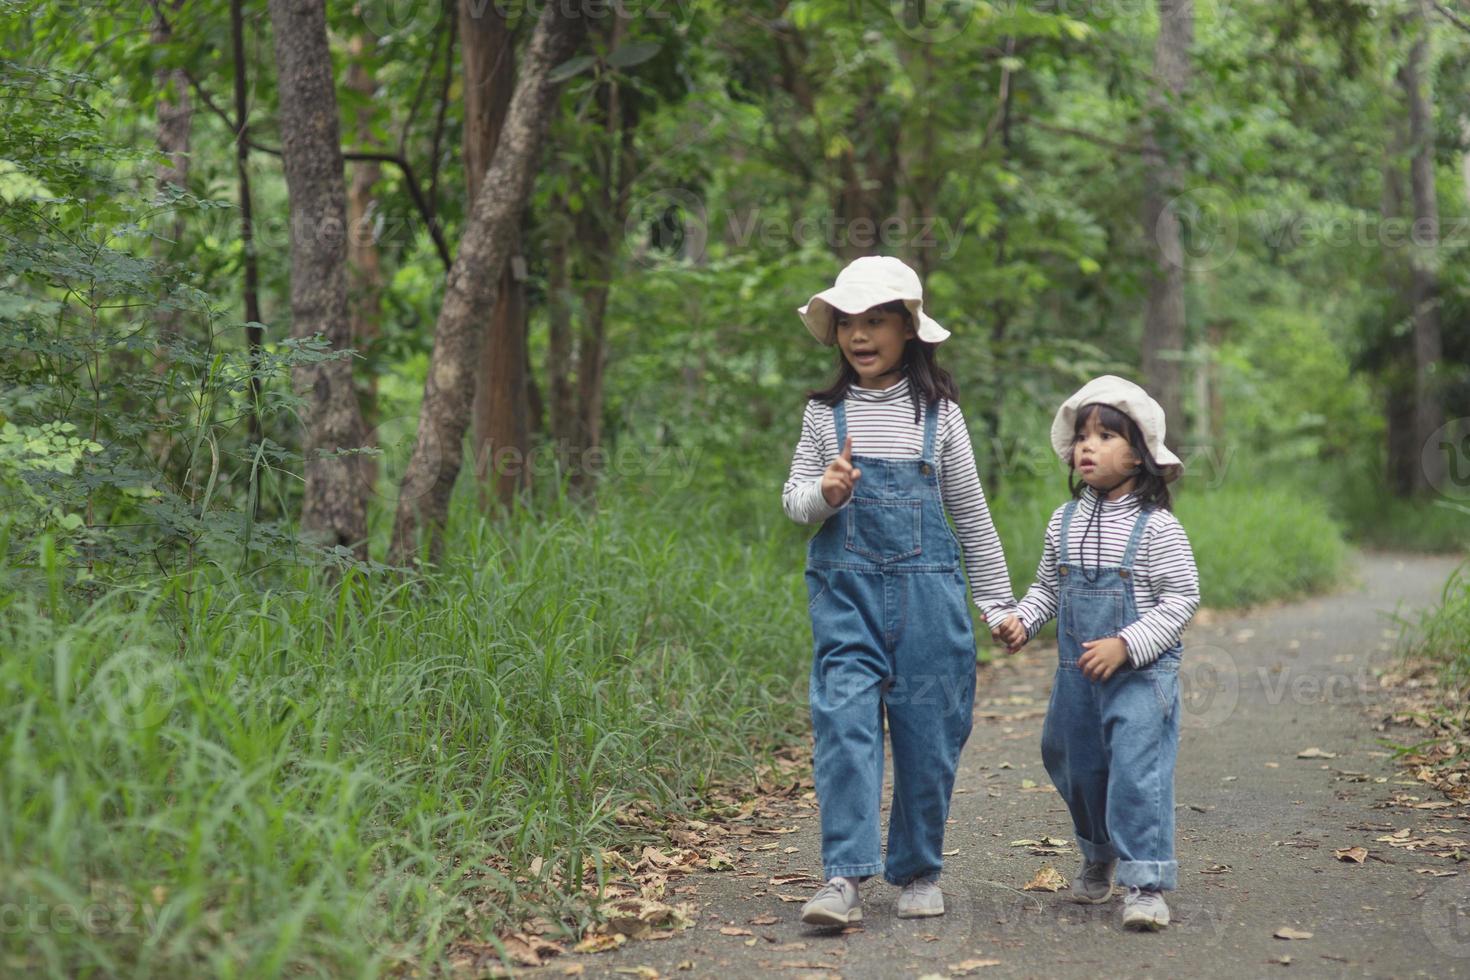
left=1428, top=0, right=1470, bottom=34
left=1023, top=118, right=1149, bottom=155
left=185, top=70, right=452, bottom=270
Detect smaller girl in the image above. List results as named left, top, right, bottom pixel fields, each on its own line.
left=996, top=376, right=1199, bottom=931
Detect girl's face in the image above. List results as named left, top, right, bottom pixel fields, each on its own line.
left=835, top=307, right=915, bottom=389
left=1072, top=407, right=1141, bottom=495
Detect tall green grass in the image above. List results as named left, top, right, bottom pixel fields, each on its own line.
left=1404, top=558, right=1470, bottom=687
left=0, top=460, right=1354, bottom=977
left=0, top=487, right=814, bottom=977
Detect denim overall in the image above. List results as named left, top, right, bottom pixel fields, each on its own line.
left=1040, top=498, right=1181, bottom=891
left=805, top=399, right=976, bottom=885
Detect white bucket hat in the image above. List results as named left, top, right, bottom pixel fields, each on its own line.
left=798, top=255, right=950, bottom=346
left=1050, top=375, right=1184, bottom=482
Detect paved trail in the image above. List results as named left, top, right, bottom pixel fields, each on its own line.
left=552, top=552, right=1468, bottom=979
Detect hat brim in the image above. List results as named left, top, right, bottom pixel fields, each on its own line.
left=798, top=291, right=950, bottom=346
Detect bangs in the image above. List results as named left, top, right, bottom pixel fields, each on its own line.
left=1073, top=403, right=1139, bottom=441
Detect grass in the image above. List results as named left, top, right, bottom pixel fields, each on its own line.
left=0, top=484, right=814, bottom=977
left=1403, top=554, right=1470, bottom=687
left=0, top=459, right=1355, bottom=977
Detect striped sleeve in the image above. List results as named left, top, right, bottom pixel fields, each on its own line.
left=782, top=401, right=843, bottom=526
left=939, top=403, right=1017, bottom=621
left=1119, top=514, right=1201, bottom=668
left=1016, top=506, right=1065, bottom=639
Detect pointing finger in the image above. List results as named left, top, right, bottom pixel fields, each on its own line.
left=841, top=435, right=853, bottom=462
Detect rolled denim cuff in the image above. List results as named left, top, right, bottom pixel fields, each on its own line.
left=1115, top=859, right=1178, bottom=892
left=1074, top=831, right=1118, bottom=865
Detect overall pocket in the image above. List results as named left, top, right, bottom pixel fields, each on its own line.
left=844, top=498, right=922, bottom=564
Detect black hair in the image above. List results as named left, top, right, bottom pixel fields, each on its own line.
left=807, top=300, right=959, bottom=422
left=1066, top=403, right=1174, bottom=511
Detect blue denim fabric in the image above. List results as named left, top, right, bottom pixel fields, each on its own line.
left=1040, top=499, right=1182, bottom=891
left=805, top=399, right=976, bottom=885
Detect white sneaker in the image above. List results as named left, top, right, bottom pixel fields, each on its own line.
left=1121, top=886, right=1170, bottom=930
left=801, top=877, right=862, bottom=926
left=1070, top=858, right=1117, bottom=904
left=896, top=877, right=944, bottom=918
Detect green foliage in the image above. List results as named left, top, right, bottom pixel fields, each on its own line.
left=0, top=478, right=811, bottom=976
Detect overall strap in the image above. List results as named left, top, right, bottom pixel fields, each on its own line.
left=832, top=399, right=847, bottom=449
left=1058, top=499, right=1078, bottom=567
left=1121, top=506, right=1154, bottom=570
left=921, top=399, right=940, bottom=461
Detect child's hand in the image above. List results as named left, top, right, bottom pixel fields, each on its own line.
left=1078, top=636, right=1130, bottom=681
left=821, top=435, right=862, bottom=508
left=990, top=615, right=1027, bottom=654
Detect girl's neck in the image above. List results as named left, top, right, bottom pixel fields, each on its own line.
left=854, top=367, right=905, bottom=391
left=1087, top=480, right=1136, bottom=502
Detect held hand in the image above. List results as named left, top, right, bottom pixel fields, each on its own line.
left=990, top=615, right=1027, bottom=654
left=821, top=435, right=862, bottom=508
left=1078, top=636, right=1130, bottom=682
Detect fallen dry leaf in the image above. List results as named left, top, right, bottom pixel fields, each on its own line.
left=574, top=932, right=627, bottom=954
left=1297, top=747, right=1337, bottom=760
left=718, top=926, right=752, bottom=937
left=1273, top=927, right=1314, bottom=940
left=1200, top=864, right=1232, bottom=875
left=949, top=958, right=1002, bottom=974
left=1414, top=868, right=1459, bottom=877
left=612, top=968, right=658, bottom=979
left=1333, top=847, right=1368, bottom=864
left=749, top=914, right=779, bottom=925
left=1022, top=865, right=1066, bottom=892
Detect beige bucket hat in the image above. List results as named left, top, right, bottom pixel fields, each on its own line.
left=798, top=256, right=950, bottom=346
left=1050, top=375, right=1184, bottom=482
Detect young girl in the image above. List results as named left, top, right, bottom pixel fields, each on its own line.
left=782, top=255, right=1019, bottom=926
left=996, top=375, right=1200, bottom=931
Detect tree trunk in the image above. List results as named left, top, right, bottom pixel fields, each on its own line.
left=1139, top=0, right=1193, bottom=441
left=1399, top=2, right=1444, bottom=495
left=147, top=0, right=192, bottom=471
left=232, top=0, right=266, bottom=447
left=462, top=0, right=531, bottom=509
left=268, top=0, right=369, bottom=556
left=1380, top=73, right=1417, bottom=495
left=546, top=207, right=577, bottom=446
left=568, top=9, right=637, bottom=494
left=151, top=0, right=190, bottom=290
left=390, top=2, right=587, bottom=563
left=345, top=34, right=385, bottom=500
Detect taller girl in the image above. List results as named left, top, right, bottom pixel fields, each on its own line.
left=781, top=256, right=1020, bottom=926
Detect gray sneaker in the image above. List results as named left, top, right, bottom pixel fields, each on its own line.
left=1121, top=886, right=1170, bottom=930
left=1070, top=858, right=1118, bottom=904
left=896, top=877, right=944, bottom=918
left=801, top=877, right=862, bottom=926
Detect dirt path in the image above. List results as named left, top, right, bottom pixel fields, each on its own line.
left=549, top=552, right=1468, bottom=979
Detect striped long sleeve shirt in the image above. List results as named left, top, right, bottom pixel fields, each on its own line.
left=781, top=377, right=1019, bottom=621
left=1015, top=486, right=1201, bottom=667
